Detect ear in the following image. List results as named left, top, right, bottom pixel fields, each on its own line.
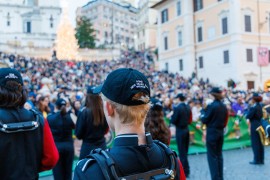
left=106, top=101, right=114, bottom=117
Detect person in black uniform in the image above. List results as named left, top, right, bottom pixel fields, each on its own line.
left=74, top=68, right=184, bottom=180
left=200, top=87, right=228, bottom=180
left=75, top=86, right=109, bottom=160
left=171, top=93, right=192, bottom=177
left=246, top=93, right=264, bottom=165
left=0, top=68, right=59, bottom=179
left=47, top=98, right=75, bottom=180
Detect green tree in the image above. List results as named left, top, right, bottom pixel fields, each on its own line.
left=75, top=16, right=96, bottom=48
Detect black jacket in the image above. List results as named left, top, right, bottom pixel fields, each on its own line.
left=74, top=133, right=181, bottom=180
left=246, top=103, right=263, bottom=129
left=246, top=103, right=263, bottom=122
left=171, top=103, right=191, bottom=128
left=75, top=108, right=108, bottom=143
left=47, top=112, right=75, bottom=142
left=0, top=108, right=43, bottom=180
left=200, top=100, right=228, bottom=129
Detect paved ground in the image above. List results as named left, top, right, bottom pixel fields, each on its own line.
left=40, top=146, right=270, bottom=180
left=188, top=146, right=270, bottom=180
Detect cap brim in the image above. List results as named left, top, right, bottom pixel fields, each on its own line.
left=93, top=84, right=103, bottom=94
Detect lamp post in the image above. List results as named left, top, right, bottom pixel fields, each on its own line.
left=195, top=58, right=198, bottom=80
left=14, top=36, right=18, bottom=55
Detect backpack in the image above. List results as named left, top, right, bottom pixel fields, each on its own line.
left=0, top=109, right=43, bottom=133
left=86, top=140, right=177, bottom=180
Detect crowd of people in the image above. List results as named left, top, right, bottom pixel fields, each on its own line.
left=1, top=50, right=269, bottom=121
left=1, top=49, right=270, bottom=180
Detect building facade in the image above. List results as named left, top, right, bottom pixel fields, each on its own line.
left=136, top=0, right=159, bottom=50
left=78, top=0, right=138, bottom=49
left=152, top=0, right=270, bottom=90
left=0, top=0, right=61, bottom=51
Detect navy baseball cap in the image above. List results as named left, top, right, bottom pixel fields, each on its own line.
left=94, top=68, right=150, bottom=106
left=150, top=98, right=163, bottom=110
left=0, top=68, right=23, bottom=87
left=175, top=93, right=186, bottom=100
left=210, top=87, right=222, bottom=94
left=87, top=86, right=96, bottom=94
left=55, top=98, right=67, bottom=107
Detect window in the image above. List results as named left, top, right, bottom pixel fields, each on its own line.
left=7, top=12, right=10, bottom=26
left=194, top=0, right=203, bottom=12
left=126, top=37, right=129, bottom=44
left=161, top=9, right=168, bottom=23
left=197, top=27, right=203, bottom=42
left=245, top=15, right=251, bottom=32
left=116, top=34, right=120, bottom=43
left=222, top=17, right=228, bottom=34
left=178, top=31, right=182, bottom=46
left=25, top=21, right=31, bottom=33
left=179, top=59, right=183, bottom=71
left=165, top=62, right=169, bottom=72
left=164, top=36, right=168, bottom=50
left=49, top=15, right=54, bottom=28
left=246, top=49, right=253, bottom=62
left=247, top=81, right=254, bottom=90
left=199, top=56, right=203, bottom=68
left=176, top=1, right=181, bottom=16
left=223, top=50, right=229, bottom=64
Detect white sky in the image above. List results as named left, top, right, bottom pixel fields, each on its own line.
left=64, top=0, right=89, bottom=26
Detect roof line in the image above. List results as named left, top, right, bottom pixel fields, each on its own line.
left=151, top=0, right=169, bottom=9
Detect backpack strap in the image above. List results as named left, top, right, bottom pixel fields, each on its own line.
left=88, top=141, right=177, bottom=180
left=153, top=140, right=176, bottom=179
left=87, top=148, right=116, bottom=180
left=30, top=108, right=44, bottom=126
left=0, top=108, right=42, bottom=133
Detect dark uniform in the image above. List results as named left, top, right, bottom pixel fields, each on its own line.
left=47, top=112, right=75, bottom=180
left=200, top=99, right=228, bottom=180
left=171, top=102, right=191, bottom=177
left=246, top=103, right=264, bottom=164
left=75, top=108, right=109, bottom=159
left=74, top=133, right=181, bottom=180
left=0, top=108, right=43, bottom=180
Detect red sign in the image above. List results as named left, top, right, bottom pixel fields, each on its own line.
left=258, top=47, right=269, bottom=66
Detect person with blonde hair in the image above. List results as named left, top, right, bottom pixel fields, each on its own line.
left=74, top=68, right=184, bottom=180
